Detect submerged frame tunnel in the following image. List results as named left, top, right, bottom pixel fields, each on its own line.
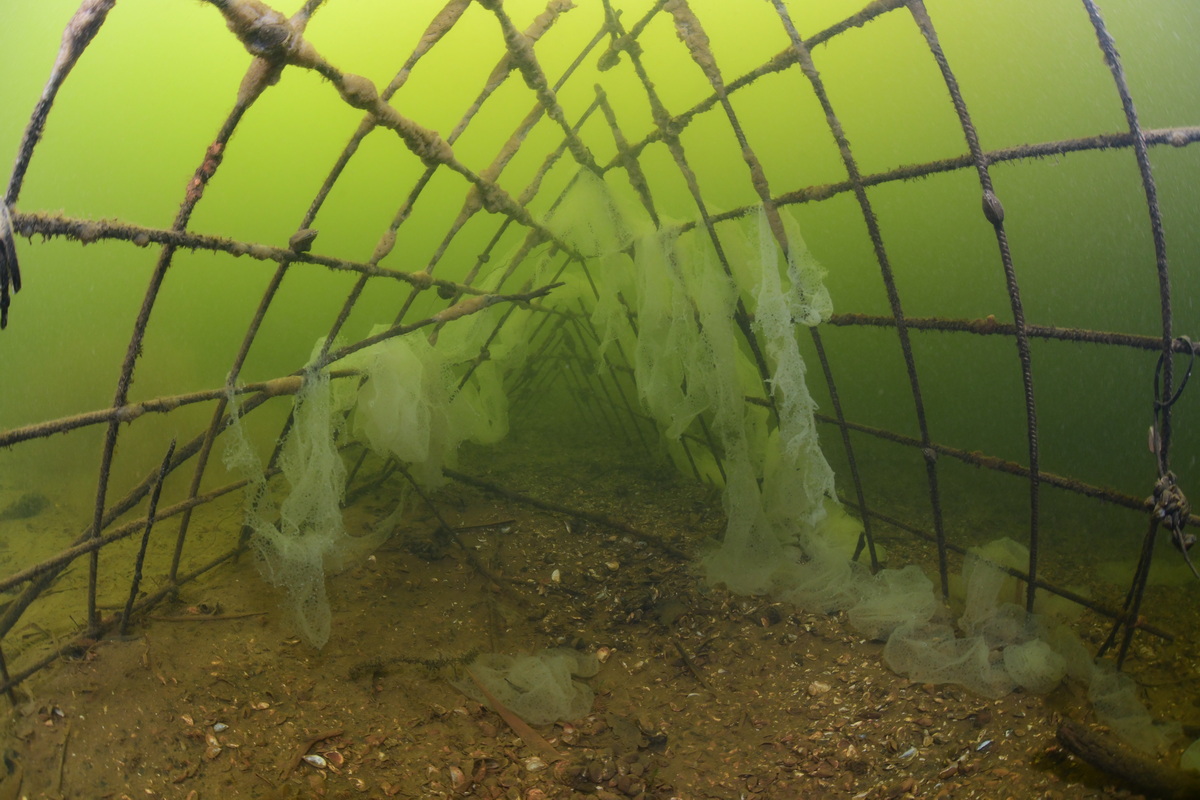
left=0, top=0, right=1196, bottom=708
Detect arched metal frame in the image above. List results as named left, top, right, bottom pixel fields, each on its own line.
left=0, top=0, right=1194, bottom=696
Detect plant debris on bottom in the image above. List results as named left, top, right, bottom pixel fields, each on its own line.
left=2, top=427, right=1196, bottom=800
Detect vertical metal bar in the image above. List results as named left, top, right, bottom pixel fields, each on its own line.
left=906, top=0, right=1042, bottom=608
left=1081, top=0, right=1176, bottom=667
left=121, top=440, right=177, bottom=637
left=810, top=328, right=880, bottom=570
left=769, top=0, right=950, bottom=595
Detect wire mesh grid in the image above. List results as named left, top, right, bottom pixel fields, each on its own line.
left=0, top=0, right=1196, bottom=711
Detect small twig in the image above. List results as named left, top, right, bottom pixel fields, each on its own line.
left=141, top=635, right=167, bottom=686
left=0, top=643, right=15, bottom=707
left=1057, top=718, right=1200, bottom=800
left=146, top=611, right=266, bottom=622
left=394, top=467, right=523, bottom=601
left=455, top=519, right=516, bottom=533
left=56, top=721, right=71, bottom=795
left=397, top=464, right=452, bottom=530
left=672, top=638, right=712, bottom=691
left=445, top=468, right=689, bottom=559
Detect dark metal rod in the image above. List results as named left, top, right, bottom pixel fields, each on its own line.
left=810, top=328, right=880, bottom=570
left=906, top=0, right=1043, bottom=613
left=1081, top=0, right=1178, bottom=666
left=826, top=313, right=1198, bottom=355
left=769, top=0, right=949, bottom=596
left=121, top=440, right=177, bottom=637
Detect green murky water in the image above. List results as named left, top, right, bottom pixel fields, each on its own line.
left=3, top=1, right=1198, bottom=507
left=2, top=2, right=1200, bottom=795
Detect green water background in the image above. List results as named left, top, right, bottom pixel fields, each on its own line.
left=1, top=0, right=1198, bottom=572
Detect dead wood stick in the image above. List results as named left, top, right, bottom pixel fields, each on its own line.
left=146, top=611, right=267, bottom=622
left=672, top=638, right=713, bottom=691
left=1056, top=718, right=1200, bottom=800
left=465, top=668, right=562, bottom=763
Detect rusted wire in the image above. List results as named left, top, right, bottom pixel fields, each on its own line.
left=1080, top=0, right=1181, bottom=670
left=476, top=0, right=598, bottom=174
left=769, top=0, right=950, bottom=597
left=809, top=328, right=880, bottom=570
left=85, top=101, right=248, bottom=634
left=558, top=327, right=626, bottom=441
left=0, top=543, right=244, bottom=698
left=171, top=0, right=401, bottom=581
left=603, top=1, right=777, bottom=405
left=597, top=124, right=1196, bottom=247
left=700, top=0, right=879, bottom=569
left=6, top=0, right=115, bottom=206
left=9, top=210, right=499, bottom=298
left=563, top=314, right=632, bottom=444
left=378, top=0, right=590, bottom=335
left=599, top=0, right=910, bottom=164
left=0, top=373, right=338, bottom=449
left=594, top=86, right=660, bottom=226
left=120, top=440, right=177, bottom=638
left=0, top=463, right=253, bottom=652
left=2, top=0, right=117, bottom=329
left=171, top=0, right=540, bottom=582
left=572, top=298, right=652, bottom=450
left=0, top=644, right=14, bottom=705
left=907, top=0, right=1043, bottom=613
left=0, top=262, right=552, bottom=652
left=445, top=468, right=689, bottom=560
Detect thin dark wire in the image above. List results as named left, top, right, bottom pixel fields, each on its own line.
left=842, top=499, right=1174, bottom=642
left=809, top=329, right=879, bottom=569
left=88, top=104, right=251, bottom=634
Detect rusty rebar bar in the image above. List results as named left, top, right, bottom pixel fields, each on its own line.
left=840, top=499, right=1174, bottom=643
left=120, top=440, right=177, bottom=638
left=1082, top=0, right=1179, bottom=670
left=907, top=0, right=1043, bottom=613
left=768, top=0, right=949, bottom=596
left=0, top=0, right=1194, bottom=699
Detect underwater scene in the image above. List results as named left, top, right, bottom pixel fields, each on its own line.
left=1, top=0, right=1200, bottom=797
